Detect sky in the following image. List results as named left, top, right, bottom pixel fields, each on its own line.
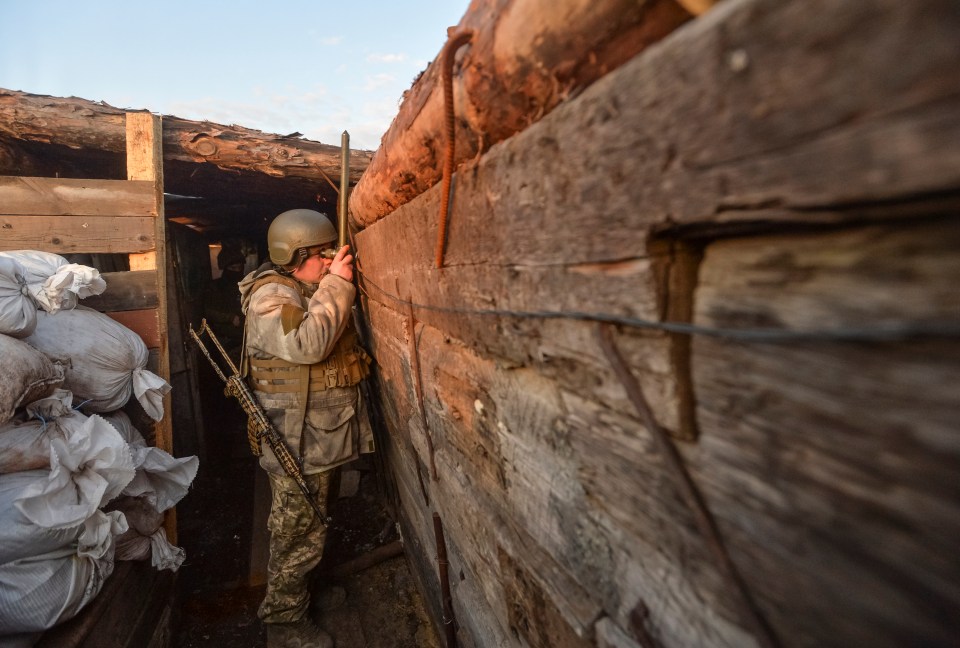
left=0, top=0, right=470, bottom=150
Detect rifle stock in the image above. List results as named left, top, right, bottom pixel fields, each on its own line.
left=189, top=320, right=330, bottom=526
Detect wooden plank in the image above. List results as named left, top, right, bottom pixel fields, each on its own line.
left=127, top=112, right=175, bottom=542
left=129, top=251, right=156, bottom=270
left=683, top=220, right=960, bottom=648
left=0, top=214, right=155, bottom=253
left=0, top=176, right=155, bottom=216
left=356, top=180, right=694, bottom=440
left=81, top=270, right=159, bottom=312
left=105, top=308, right=161, bottom=349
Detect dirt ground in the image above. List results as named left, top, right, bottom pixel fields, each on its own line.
left=173, top=391, right=439, bottom=648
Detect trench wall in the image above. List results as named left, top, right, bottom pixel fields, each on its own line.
left=353, top=0, right=960, bottom=646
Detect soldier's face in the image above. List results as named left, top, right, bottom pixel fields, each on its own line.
left=291, top=246, right=333, bottom=283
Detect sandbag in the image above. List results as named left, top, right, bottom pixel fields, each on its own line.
left=14, top=414, right=135, bottom=531
left=101, top=411, right=199, bottom=512
left=0, top=256, right=37, bottom=338
left=107, top=494, right=185, bottom=571
left=0, top=335, right=65, bottom=425
left=0, top=390, right=86, bottom=474
left=23, top=306, right=171, bottom=420
left=0, top=510, right=126, bottom=634
left=0, top=250, right=106, bottom=314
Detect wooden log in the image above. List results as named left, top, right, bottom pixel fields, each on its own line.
left=82, top=270, right=159, bottom=312
left=352, top=0, right=960, bottom=231
left=0, top=88, right=373, bottom=186
left=349, top=0, right=692, bottom=227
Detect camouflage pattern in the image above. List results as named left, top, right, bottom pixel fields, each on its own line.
left=258, top=471, right=332, bottom=623
left=239, top=265, right=364, bottom=475
left=239, top=264, right=367, bottom=627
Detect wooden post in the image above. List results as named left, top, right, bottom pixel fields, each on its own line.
left=126, top=112, right=176, bottom=542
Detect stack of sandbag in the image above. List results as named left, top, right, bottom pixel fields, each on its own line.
left=102, top=411, right=198, bottom=571
left=0, top=251, right=197, bottom=638
left=0, top=399, right=134, bottom=635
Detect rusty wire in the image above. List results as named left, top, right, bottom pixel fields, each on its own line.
left=435, top=29, right=474, bottom=269
left=596, top=323, right=779, bottom=648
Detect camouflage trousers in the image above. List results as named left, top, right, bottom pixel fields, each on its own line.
left=258, top=470, right=332, bottom=624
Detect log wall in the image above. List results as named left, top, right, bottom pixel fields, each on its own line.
left=353, top=0, right=960, bottom=646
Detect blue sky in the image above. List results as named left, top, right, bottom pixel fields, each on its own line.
left=0, top=1, right=470, bottom=150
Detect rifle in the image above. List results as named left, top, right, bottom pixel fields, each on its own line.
left=188, top=319, right=330, bottom=526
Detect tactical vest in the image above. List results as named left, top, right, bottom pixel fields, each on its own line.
left=242, top=273, right=371, bottom=453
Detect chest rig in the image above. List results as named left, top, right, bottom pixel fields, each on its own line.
left=242, top=273, right=370, bottom=437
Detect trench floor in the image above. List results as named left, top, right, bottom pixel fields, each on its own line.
left=173, top=398, right=438, bottom=648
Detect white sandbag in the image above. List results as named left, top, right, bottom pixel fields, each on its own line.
left=0, top=510, right=126, bottom=634
left=23, top=306, right=171, bottom=420
left=147, top=529, right=185, bottom=571
left=14, top=414, right=134, bottom=531
left=0, top=256, right=38, bottom=338
left=0, top=250, right=106, bottom=314
left=100, top=409, right=145, bottom=445
left=108, top=494, right=185, bottom=572
left=0, top=471, right=82, bottom=565
left=0, top=474, right=127, bottom=565
left=0, top=335, right=65, bottom=425
left=101, top=411, right=199, bottom=512
left=0, top=390, right=86, bottom=474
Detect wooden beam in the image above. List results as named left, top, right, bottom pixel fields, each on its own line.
left=0, top=177, right=155, bottom=216
left=0, top=89, right=373, bottom=187
left=82, top=270, right=159, bottom=312
left=126, top=112, right=176, bottom=542
left=0, top=214, right=155, bottom=253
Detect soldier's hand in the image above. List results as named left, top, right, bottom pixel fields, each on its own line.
left=329, top=245, right=354, bottom=282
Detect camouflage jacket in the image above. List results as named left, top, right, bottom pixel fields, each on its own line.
left=239, top=264, right=369, bottom=475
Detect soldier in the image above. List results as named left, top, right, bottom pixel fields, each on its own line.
left=238, top=209, right=370, bottom=648
left=203, top=245, right=247, bottom=359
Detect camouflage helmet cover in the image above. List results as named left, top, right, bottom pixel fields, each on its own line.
left=267, top=209, right=337, bottom=266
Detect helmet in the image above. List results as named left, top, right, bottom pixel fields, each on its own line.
left=216, top=246, right=246, bottom=270
left=267, top=209, right=337, bottom=266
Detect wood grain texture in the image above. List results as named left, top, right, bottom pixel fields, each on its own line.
left=0, top=177, right=155, bottom=216
left=0, top=214, right=155, bottom=253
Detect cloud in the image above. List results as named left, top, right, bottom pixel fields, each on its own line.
left=366, top=53, right=407, bottom=63
left=362, top=73, right=396, bottom=92
left=320, top=36, right=343, bottom=46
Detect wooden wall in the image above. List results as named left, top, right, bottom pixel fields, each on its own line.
left=353, top=0, right=960, bottom=646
